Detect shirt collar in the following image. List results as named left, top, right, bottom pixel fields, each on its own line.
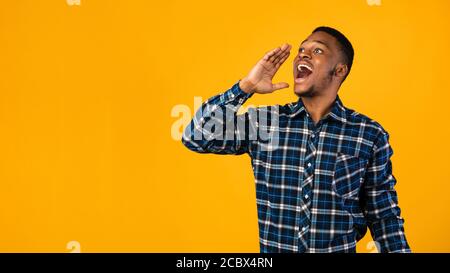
left=288, top=95, right=347, bottom=124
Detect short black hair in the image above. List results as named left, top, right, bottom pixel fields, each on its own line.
left=312, top=26, right=354, bottom=81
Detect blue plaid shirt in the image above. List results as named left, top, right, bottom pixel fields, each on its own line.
left=182, top=81, right=410, bottom=253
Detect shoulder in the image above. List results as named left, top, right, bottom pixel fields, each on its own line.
left=343, top=106, right=391, bottom=151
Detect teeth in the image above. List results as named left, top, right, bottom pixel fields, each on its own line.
left=297, top=64, right=313, bottom=72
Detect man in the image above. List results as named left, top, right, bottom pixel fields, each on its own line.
left=182, top=26, right=410, bottom=253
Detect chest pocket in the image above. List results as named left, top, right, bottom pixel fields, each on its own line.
left=332, top=152, right=369, bottom=199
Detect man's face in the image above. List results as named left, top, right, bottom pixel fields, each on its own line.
left=293, top=31, right=345, bottom=97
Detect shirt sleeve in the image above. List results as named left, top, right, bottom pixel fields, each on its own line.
left=362, top=130, right=411, bottom=253
left=181, top=81, right=255, bottom=155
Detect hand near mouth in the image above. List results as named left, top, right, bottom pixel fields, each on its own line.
left=239, top=43, right=291, bottom=94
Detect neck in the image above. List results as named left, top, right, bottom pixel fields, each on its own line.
left=300, top=92, right=337, bottom=125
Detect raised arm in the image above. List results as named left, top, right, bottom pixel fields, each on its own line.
left=182, top=43, right=292, bottom=155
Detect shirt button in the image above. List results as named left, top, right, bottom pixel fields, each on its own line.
left=302, top=227, right=307, bottom=232
left=230, top=93, right=235, bottom=98
left=307, top=162, right=312, bottom=168
left=305, top=194, right=309, bottom=199
left=311, top=133, right=315, bottom=138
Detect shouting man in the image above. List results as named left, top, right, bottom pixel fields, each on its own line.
left=182, top=26, right=410, bottom=253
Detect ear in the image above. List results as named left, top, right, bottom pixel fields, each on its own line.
left=334, top=63, right=348, bottom=79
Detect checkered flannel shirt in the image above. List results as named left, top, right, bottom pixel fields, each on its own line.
left=182, top=81, right=410, bottom=253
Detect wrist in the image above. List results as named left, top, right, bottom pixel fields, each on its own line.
left=239, top=78, right=256, bottom=94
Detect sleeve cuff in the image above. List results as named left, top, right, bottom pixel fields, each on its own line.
left=227, top=80, right=253, bottom=101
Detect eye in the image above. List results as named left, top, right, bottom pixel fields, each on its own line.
left=313, top=48, right=323, bottom=54
left=299, top=47, right=305, bottom=53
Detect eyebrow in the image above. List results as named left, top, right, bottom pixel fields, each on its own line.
left=300, top=39, right=330, bottom=49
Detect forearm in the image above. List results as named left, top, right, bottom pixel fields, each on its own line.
left=368, top=214, right=410, bottom=253
left=364, top=185, right=410, bottom=252
left=364, top=130, right=411, bottom=253
left=181, top=81, right=253, bottom=154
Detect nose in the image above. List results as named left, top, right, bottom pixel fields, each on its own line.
left=299, top=51, right=311, bottom=60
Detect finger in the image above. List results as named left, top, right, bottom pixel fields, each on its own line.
left=280, top=43, right=290, bottom=52
left=269, top=43, right=288, bottom=63
left=263, top=47, right=281, bottom=61
left=274, top=49, right=291, bottom=66
left=273, top=51, right=290, bottom=68
left=272, top=44, right=291, bottom=64
left=263, top=48, right=280, bottom=61
left=275, top=51, right=291, bottom=68
left=272, top=49, right=287, bottom=64
left=268, top=48, right=282, bottom=63
left=272, top=82, right=289, bottom=91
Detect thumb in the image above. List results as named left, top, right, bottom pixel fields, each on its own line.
left=272, top=82, right=289, bottom=91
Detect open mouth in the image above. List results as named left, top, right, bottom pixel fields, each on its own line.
left=296, top=63, right=313, bottom=80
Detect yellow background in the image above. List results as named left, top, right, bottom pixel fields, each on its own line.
left=0, top=0, right=449, bottom=252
